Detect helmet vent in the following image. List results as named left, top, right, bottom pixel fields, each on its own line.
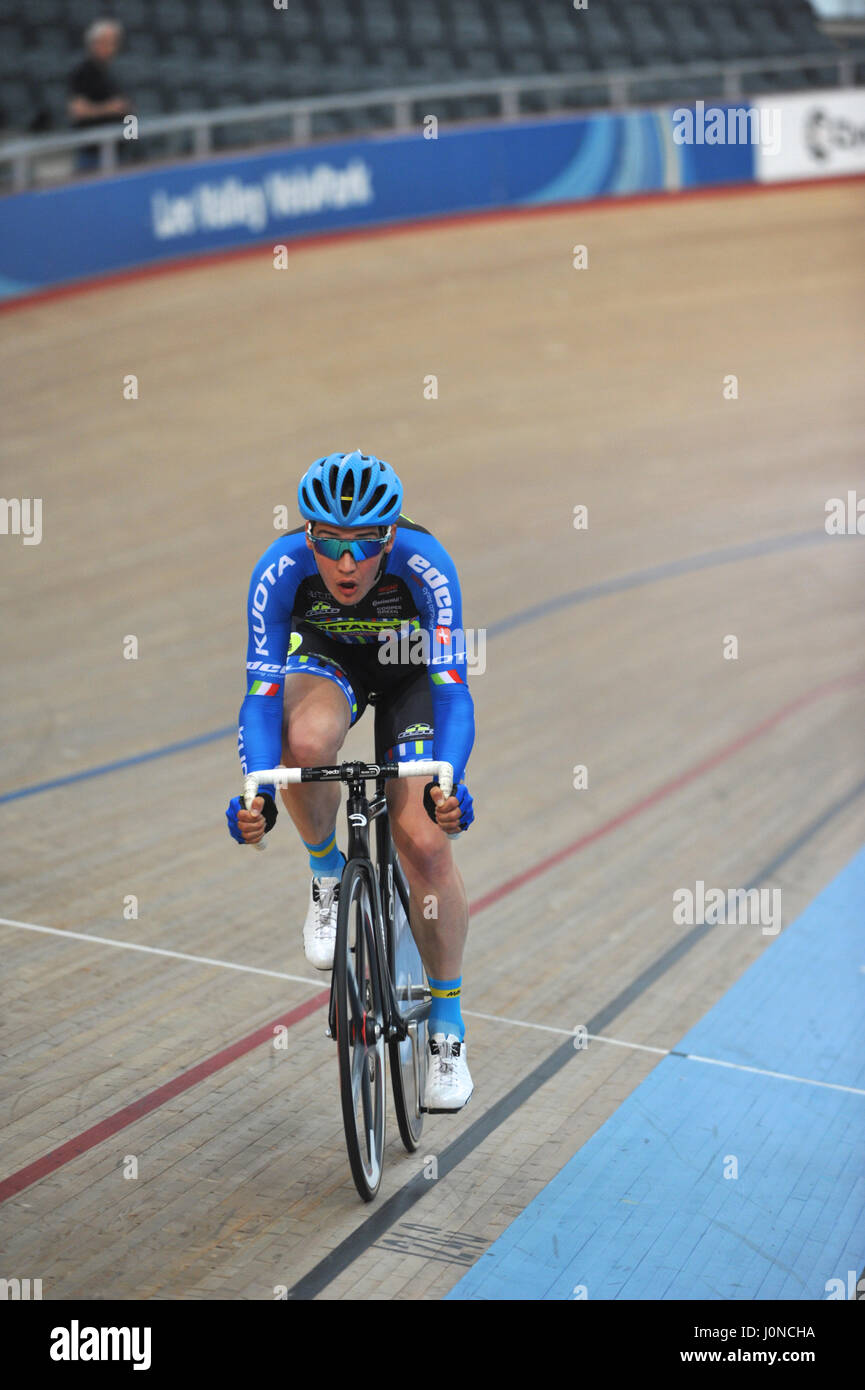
left=367, top=483, right=387, bottom=514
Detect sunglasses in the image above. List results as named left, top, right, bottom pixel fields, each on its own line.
left=307, top=525, right=391, bottom=561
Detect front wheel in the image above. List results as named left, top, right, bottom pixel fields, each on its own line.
left=334, top=859, right=386, bottom=1202
left=387, top=858, right=428, bottom=1152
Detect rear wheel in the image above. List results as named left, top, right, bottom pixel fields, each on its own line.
left=334, top=860, right=386, bottom=1202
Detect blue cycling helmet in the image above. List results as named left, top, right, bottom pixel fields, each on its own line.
left=298, top=450, right=402, bottom=527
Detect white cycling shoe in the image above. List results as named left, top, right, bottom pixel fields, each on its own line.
left=422, top=1033, right=473, bottom=1113
left=303, top=876, right=340, bottom=970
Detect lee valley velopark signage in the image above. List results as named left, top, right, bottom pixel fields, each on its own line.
left=755, top=88, right=865, bottom=182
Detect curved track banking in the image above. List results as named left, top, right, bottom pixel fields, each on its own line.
left=1, top=180, right=863, bottom=1299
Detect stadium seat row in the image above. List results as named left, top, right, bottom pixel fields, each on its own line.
left=0, top=0, right=847, bottom=139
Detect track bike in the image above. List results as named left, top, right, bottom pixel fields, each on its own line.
left=243, top=758, right=454, bottom=1201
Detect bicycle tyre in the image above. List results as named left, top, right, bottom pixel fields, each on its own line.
left=334, top=858, right=386, bottom=1202
left=387, top=855, right=428, bottom=1153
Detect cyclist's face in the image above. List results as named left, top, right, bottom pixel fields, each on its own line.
left=306, top=523, right=396, bottom=605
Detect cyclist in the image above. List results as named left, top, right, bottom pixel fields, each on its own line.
left=225, top=451, right=476, bottom=1112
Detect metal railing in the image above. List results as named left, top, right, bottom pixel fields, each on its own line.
left=1, top=50, right=861, bottom=193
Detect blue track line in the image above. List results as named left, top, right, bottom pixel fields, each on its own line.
left=0, top=527, right=837, bottom=805
left=485, top=528, right=834, bottom=636
left=0, top=727, right=233, bottom=804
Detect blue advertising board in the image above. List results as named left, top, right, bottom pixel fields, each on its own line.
left=0, top=106, right=754, bottom=300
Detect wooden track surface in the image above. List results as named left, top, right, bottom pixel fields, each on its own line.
left=1, top=181, right=863, bottom=1299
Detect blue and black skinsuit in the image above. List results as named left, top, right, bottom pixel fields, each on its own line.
left=238, top=516, right=475, bottom=799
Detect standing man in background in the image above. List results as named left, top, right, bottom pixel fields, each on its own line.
left=67, top=19, right=131, bottom=171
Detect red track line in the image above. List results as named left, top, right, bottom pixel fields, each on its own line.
left=2, top=171, right=863, bottom=316
left=0, top=991, right=329, bottom=1204
left=472, top=668, right=865, bottom=915
left=1, top=666, right=863, bottom=1205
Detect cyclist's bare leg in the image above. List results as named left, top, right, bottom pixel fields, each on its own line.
left=386, top=777, right=468, bottom=980
left=279, top=674, right=351, bottom=843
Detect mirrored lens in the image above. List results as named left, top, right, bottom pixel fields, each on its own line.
left=311, top=535, right=386, bottom=560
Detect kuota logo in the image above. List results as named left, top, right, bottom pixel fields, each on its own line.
left=250, top=553, right=295, bottom=655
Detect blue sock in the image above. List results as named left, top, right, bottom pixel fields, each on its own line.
left=428, top=976, right=464, bottom=1041
left=304, top=831, right=345, bottom=879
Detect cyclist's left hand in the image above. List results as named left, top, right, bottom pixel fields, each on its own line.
left=426, top=780, right=474, bottom=834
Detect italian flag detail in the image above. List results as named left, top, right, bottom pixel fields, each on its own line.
left=431, top=670, right=463, bottom=686
left=249, top=680, right=280, bottom=696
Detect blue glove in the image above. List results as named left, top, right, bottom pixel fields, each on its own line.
left=225, top=792, right=278, bottom=843
left=422, top=780, right=474, bottom=833
left=453, top=781, right=474, bottom=831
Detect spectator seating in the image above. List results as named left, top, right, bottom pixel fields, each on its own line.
left=0, top=0, right=848, bottom=139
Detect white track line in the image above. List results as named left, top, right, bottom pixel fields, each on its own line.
left=3, top=914, right=863, bottom=1096
left=677, top=1051, right=865, bottom=1096
left=460, top=1008, right=580, bottom=1039
left=0, top=915, right=323, bottom=988
left=463, top=1008, right=670, bottom=1054
left=465, top=1009, right=865, bottom=1095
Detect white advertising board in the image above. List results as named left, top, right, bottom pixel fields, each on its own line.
left=755, top=88, right=865, bottom=182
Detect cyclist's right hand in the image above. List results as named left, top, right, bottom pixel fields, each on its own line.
left=226, top=794, right=267, bottom=845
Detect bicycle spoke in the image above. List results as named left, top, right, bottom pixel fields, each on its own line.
left=360, top=1051, right=374, bottom=1139
left=346, top=960, right=364, bottom=1024
left=335, top=860, right=386, bottom=1200
left=364, top=1130, right=381, bottom=1188
left=350, top=1032, right=367, bottom=1108
left=387, top=853, right=428, bottom=1152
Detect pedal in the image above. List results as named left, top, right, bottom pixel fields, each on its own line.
left=421, top=1097, right=473, bottom=1115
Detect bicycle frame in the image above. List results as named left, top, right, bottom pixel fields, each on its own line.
left=324, top=768, right=428, bottom=1045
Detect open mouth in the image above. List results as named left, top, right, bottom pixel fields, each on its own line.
left=337, top=580, right=358, bottom=598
